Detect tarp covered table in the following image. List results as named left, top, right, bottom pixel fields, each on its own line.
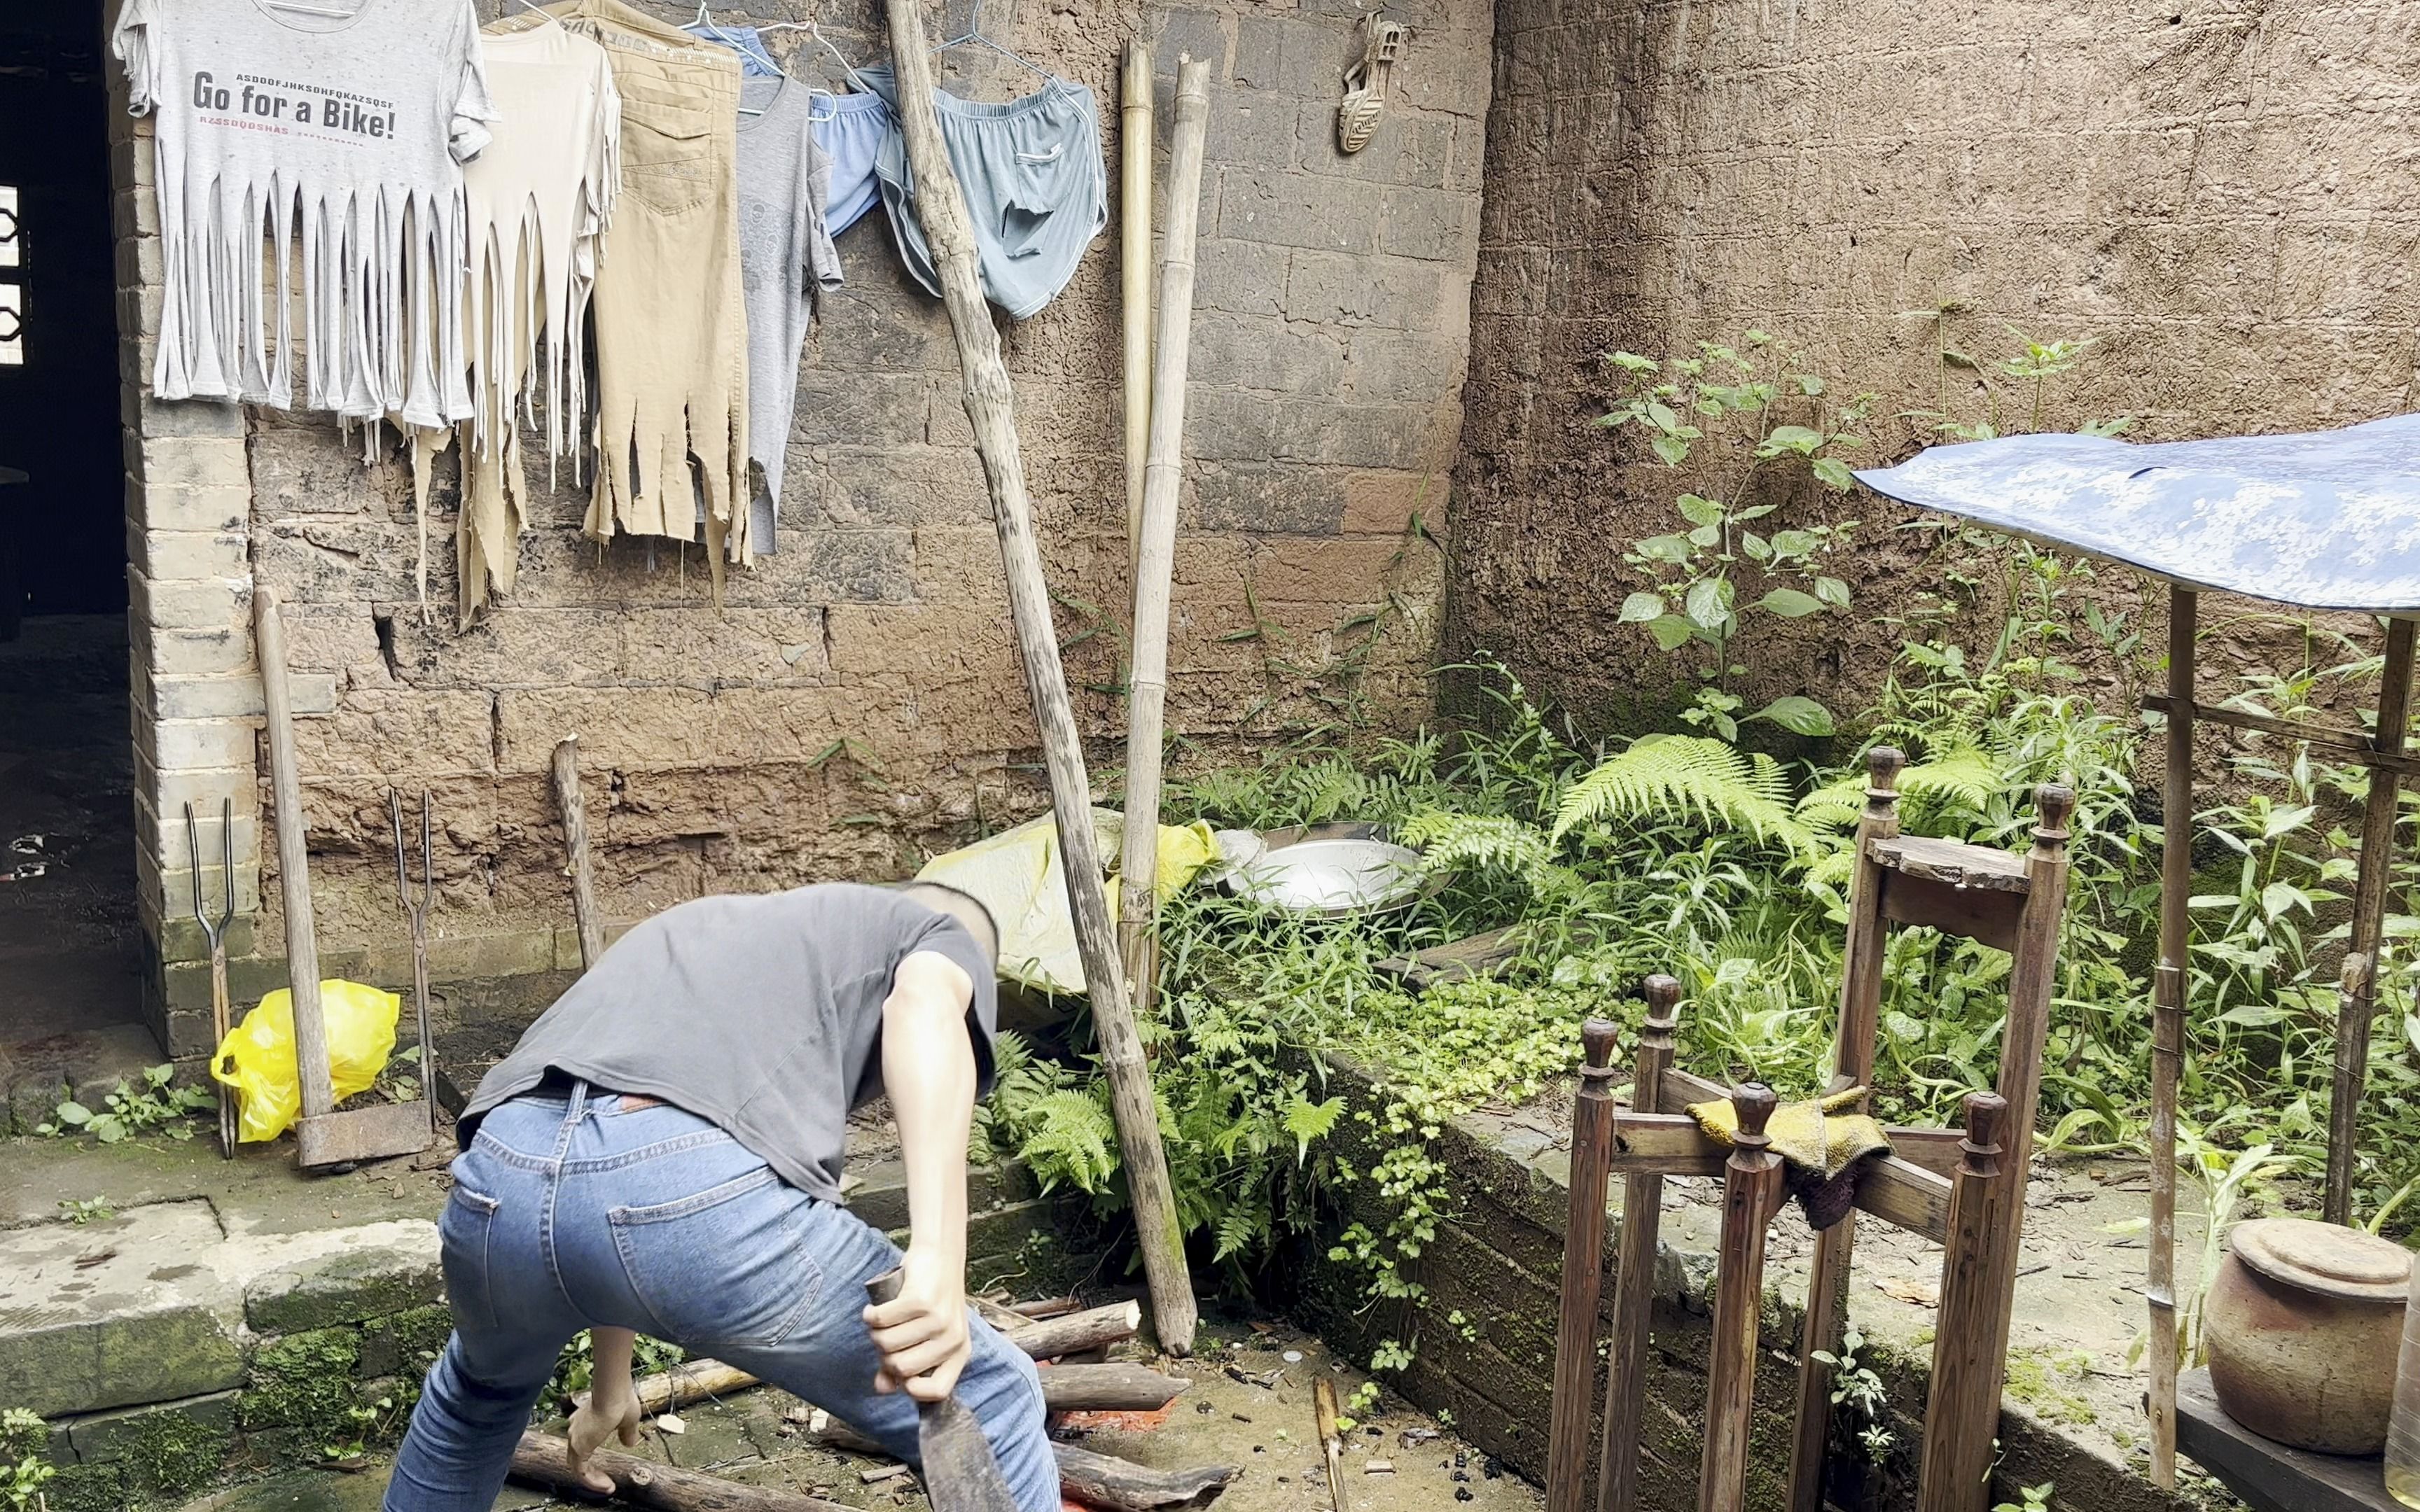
left=1855, top=413, right=2420, bottom=1492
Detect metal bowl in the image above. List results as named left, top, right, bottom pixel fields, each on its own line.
left=1224, top=821, right=1439, bottom=916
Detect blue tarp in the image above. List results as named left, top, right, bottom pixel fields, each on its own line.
left=1853, top=414, right=2420, bottom=613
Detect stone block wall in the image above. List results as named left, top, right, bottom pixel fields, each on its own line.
left=1449, top=0, right=2420, bottom=735
left=104, top=0, right=1494, bottom=1059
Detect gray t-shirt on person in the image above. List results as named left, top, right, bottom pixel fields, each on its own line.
left=460, top=883, right=997, bottom=1205
left=735, top=71, right=844, bottom=546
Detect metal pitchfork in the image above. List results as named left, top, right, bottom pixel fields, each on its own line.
left=389, top=788, right=438, bottom=1141
left=185, top=798, right=239, bottom=1158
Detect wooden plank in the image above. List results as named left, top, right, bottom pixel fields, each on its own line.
left=552, top=736, right=606, bottom=971
left=1373, top=926, right=1522, bottom=991
left=2141, top=692, right=2420, bottom=777
left=2175, top=1370, right=2399, bottom=1512
left=1597, top=975, right=1681, bottom=1512
left=295, top=1098, right=433, bottom=1169
left=1548, top=1021, right=1621, bottom=1512
left=1869, top=834, right=2030, bottom=892
left=2150, top=586, right=2195, bottom=1490
left=1879, top=869, right=2023, bottom=951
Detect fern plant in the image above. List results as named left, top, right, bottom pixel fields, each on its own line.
left=1395, top=810, right=1553, bottom=891
left=1552, top=735, right=1816, bottom=855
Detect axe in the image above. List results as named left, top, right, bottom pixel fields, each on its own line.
left=866, top=1268, right=1021, bottom=1512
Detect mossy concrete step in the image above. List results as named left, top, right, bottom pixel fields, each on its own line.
left=0, top=1200, right=441, bottom=1418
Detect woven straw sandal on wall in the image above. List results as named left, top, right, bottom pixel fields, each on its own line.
left=1335, top=12, right=1407, bottom=155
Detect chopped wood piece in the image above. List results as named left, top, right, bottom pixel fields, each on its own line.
left=510, top=1431, right=852, bottom=1511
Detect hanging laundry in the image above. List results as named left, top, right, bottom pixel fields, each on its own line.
left=681, top=19, right=782, bottom=79
left=111, top=0, right=496, bottom=425
left=556, top=0, right=751, bottom=581
left=861, top=64, right=1105, bottom=321
left=435, top=15, right=621, bottom=627
left=815, top=89, right=891, bottom=238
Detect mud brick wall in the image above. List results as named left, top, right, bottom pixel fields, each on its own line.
left=1449, top=0, right=2420, bottom=736
left=108, top=0, right=1494, bottom=1057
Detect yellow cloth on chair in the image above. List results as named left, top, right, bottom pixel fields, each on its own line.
left=1685, top=1085, right=1893, bottom=1230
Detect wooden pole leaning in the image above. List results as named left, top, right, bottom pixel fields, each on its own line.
left=1597, top=976, right=1681, bottom=1512
left=254, top=587, right=333, bottom=1130
left=1785, top=746, right=1905, bottom=1512
left=552, top=735, right=606, bottom=971
left=2148, top=586, right=2194, bottom=1488
left=2327, top=614, right=2417, bottom=1224
left=1701, top=1082, right=1783, bottom=1512
left=879, top=0, right=1197, bottom=1354
left=1547, top=1019, right=1622, bottom=1512
left=1119, top=39, right=1153, bottom=568
left=1116, top=55, right=1210, bottom=1009
left=1914, top=1092, right=2009, bottom=1512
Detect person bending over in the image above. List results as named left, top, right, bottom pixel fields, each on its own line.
left=383, top=881, right=1054, bottom=1511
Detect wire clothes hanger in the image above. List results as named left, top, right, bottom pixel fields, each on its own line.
left=932, top=0, right=1050, bottom=82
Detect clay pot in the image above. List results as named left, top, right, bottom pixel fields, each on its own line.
left=2204, top=1217, right=2412, bottom=1455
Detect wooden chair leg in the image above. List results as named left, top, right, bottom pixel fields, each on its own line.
left=1701, top=1084, right=1782, bottom=1512
left=1597, top=976, right=1681, bottom=1512
left=1917, top=1093, right=2008, bottom=1512
left=1549, top=1019, right=1623, bottom=1512
left=1787, top=747, right=1904, bottom=1512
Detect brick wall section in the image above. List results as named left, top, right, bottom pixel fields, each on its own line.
left=1448, top=0, right=2420, bottom=734
left=106, top=0, right=1494, bottom=1055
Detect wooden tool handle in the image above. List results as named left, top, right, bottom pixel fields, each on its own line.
left=1314, top=1374, right=1341, bottom=1444
left=254, top=587, right=333, bottom=1123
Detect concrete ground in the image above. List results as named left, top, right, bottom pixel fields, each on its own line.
left=174, top=1323, right=1543, bottom=1512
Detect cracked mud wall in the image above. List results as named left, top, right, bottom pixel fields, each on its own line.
left=119, top=0, right=1496, bottom=1058
left=1451, top=0, right=2420, bottom=736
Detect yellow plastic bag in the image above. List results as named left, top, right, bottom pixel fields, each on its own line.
left=211, top=981, right=401, bottom=1142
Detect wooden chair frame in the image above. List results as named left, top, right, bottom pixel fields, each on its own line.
left=1544, top=750, right=2075, bottom=1512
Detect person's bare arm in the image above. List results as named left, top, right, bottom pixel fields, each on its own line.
left=860, top=948, right=980, bottom=1403
left=565, top=1326, right=641, bottom=1490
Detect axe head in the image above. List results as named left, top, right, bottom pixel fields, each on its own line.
left=865, top=1267, right=1021, bottom=1512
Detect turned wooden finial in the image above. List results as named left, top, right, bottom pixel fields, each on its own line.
left=1959, top=1091, right=2008, bottom=1178
left=1730, top=1082, right=1779, bottom=1145
left=1865, top=745, right=1907, bottom=797
left=2031, top=782, right=2076, bottom=855
left=1581, top=1018, right=1621, bottom=1075
left=1641, top=974, right=1682, bottom=1042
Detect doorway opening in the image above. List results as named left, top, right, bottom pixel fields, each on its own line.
left=0, top=1, right=154, bottom=1105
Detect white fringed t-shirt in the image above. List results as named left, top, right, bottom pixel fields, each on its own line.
left=113, top=0, right=496, bottom=427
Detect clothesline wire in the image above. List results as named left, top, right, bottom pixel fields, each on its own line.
left=933, top=0, right=1049, bottom=80
left=690, top=1, right=875, bottom=101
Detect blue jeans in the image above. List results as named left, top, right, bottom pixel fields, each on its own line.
left=383, top=1084, right=1055, bottom=1511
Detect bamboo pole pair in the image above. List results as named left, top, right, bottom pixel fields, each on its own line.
left=1118, top=55, right=1212, bottom=1009
left=878, top=0, right=1197, bottom=1354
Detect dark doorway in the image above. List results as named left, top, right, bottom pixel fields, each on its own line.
left=0, top=1, right=153, bottom=1098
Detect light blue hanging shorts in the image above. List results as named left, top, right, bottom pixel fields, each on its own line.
left=857, top=64, right=1106, bottom=321
left=812, top=88, right=893, bottom=238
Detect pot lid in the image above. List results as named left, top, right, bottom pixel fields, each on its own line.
left=2229, top=1218, right=2412, bottom=1303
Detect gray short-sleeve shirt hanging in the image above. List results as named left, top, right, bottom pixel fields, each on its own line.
left=460, top=883, right=999, bottom=1205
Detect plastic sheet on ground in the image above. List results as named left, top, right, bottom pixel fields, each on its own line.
left=915, top=809, right=1217, bottom=995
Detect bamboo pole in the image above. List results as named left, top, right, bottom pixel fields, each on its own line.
left=1547, top=1019, right=1620, bottom=1512
left=2326, top=615, right=2417, bottom=1224
left=2148, top=587, right=2195, bottom=1490
left=1597, top=976, right=1681, bottom=1512
left=1117, top=55, right=1211, bottom=1007
left=879, top=0, right=1197, bottom=1356
left=254, top=588, right=333, bottom=1126
left=1120, top=40, right=1154, bottom=569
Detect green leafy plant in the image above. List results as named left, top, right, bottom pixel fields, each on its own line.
left=38, top=1064, right=213, bottom=1143
left=543, top=1331, right=686, bottom=1418
left=1993, top=1483, right=2054, bottom=1512
left=55, top=1198, right=111, bottom=1226
left=1597, top=334, right=1869, bottom=736
left=1, top=1409, right=53, bottom=1512
left=1809, top=1328, right=1894, bottom=1459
